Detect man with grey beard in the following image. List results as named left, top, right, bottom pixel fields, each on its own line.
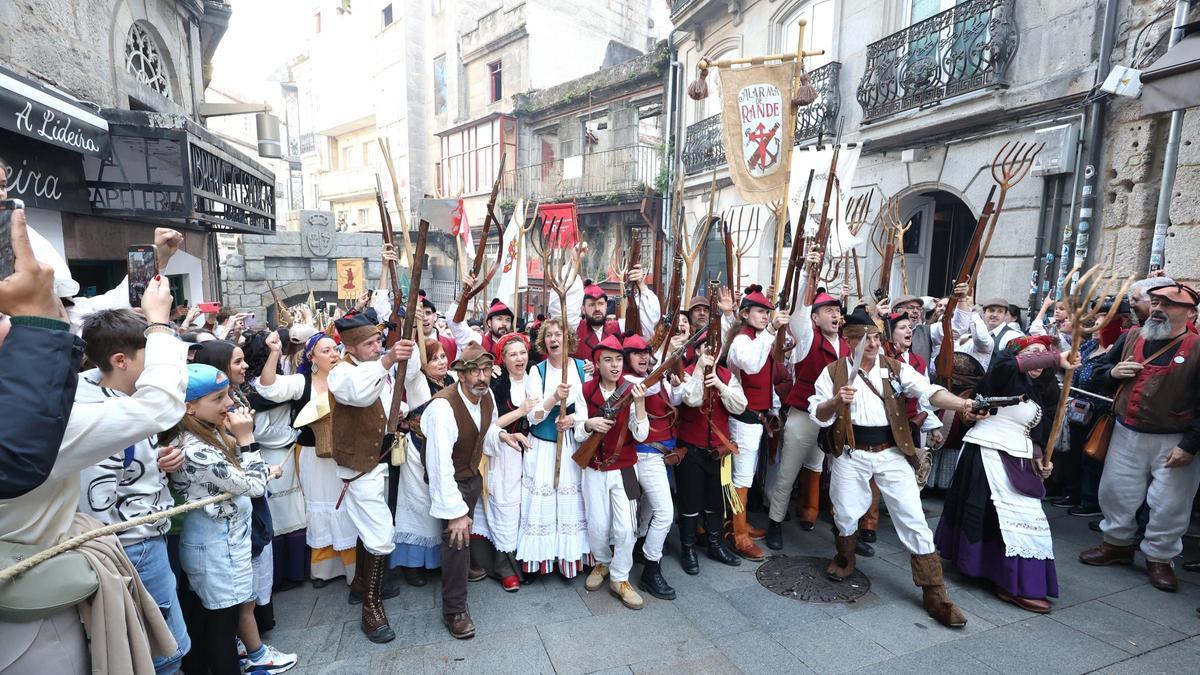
left=1127, top=276, right=1177, bottom=324
left=1080, top=283, right=1200, bottom=593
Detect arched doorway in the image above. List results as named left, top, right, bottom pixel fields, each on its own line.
left=869, top=189, right=977, bottom=300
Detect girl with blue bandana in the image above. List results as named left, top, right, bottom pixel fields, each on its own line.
left=164, top=364, right=295, bottom=674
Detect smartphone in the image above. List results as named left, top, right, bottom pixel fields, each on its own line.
left=127, top=245, right=159, bottom=307
left=198, top=302, right=221, bottom=314
left=244, top=312, right=257, bottom=328
left=0, top=198, right=25, bottom=279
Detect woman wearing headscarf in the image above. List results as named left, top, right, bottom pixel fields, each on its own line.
left=254, top=331, right=359, bottom=587
left=934, top=335, right=1077, bottom=613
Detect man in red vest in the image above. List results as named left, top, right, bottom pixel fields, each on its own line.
left=624, top=333, right=684, bottom=600
left=548, top=261, right=659, bottom=366
left=725, top=284, right=789, bottom=561
left=579, top=335, right=649, bottom=610
left=676, top=344, right=747, bottom=573
left=1080, top=282, right=1200, bottom=592
left=766, top=287, right=845, bottom=550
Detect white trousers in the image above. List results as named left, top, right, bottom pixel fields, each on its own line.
left=729, top=418, right=763, bottom=489
left=769, top=411, right=824, bottom=522
left=335, top=463, right=396, bottom=556
left=1098, top=424, right=1200, bottom=562
left=582, top=467, right=635, bottom=582
left=829, top=447, right=935, bottom=555
left=634, top=451, right=674, bottom=562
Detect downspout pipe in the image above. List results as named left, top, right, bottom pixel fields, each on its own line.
left=1071, top=0, right=1121, bottom=273
left=1027, top=177, right=1053, bottom=314
left=1149, top=0, right=1190, bottom=273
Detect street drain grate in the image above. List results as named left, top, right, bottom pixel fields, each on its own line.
left=755, top=555, right=871, bottom=603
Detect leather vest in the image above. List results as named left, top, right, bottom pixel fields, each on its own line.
left=1115, top=333, right=1200, bottom=433
left=736, top=326, right=774, bottom=412
left=824, top=355, right=918, bottom=457
left=330, top=357, right=389, bottom=473
left=582, top=379, right=637, bottom=471
left=784, top=329, right=847, bottom=411
left=430, top=385, right=495, bottom=481
left=677, top=364, right=733, bottom=449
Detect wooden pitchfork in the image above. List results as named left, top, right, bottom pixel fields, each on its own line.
left=527, top=216, right=581, bottom=488
left=969, top=141, right=1044, bottom=291
left=681, top=172, right=720, bottom=301
left=1042, top=265, right=1134, bottom=464
left=840, top=191, right=873, bottom=302
left=724, top=203, right=762, bottom=300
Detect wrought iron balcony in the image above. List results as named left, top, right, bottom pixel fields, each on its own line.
left=856, top=0, right=1017, bottom=124
left=682, top=61, right=841, bottom=175
left=502, top=144, right=660, bottom=203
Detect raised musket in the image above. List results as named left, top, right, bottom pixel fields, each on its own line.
left=773, top=169, right=815, bottom=362
left=571, top=327, right=707, bottom=469
left=452, top=156, right=508, bottom=324
left=934, top=185, right=997, bottom=388
left=803, top=133, right=843, bottom=305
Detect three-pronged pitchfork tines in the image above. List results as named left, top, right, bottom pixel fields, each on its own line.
left=840, top=190, right=873, bottom=300
left=969, top=141, right=1044, bottom=287
left=528, top=215, right=581, bottom=488
left=723, top=204, right=762, bottom=299
left=1042, top=265, right=1134, bottom=465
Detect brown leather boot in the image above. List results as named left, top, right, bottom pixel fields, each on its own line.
left=443, top=611, right=476, bottom=639
left=360, top=551, right=395, bottom=643
left=728, top=487, right=765, bottom=562
left=1146, top=561, right=1178, bottom=592
left=1079, top=541, right=1135, bottom=566
left=347, top=539, right=367, bottom=604
left=795, top=468, right=821, bottom=528
left=826, top=534, right=858, bottom=582
left=910, top=553, right=967, bottom=629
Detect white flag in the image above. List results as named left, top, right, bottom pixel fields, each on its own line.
left=787, top=144, right=862, bottom=243
left=497, top=199, right=529, bottom=309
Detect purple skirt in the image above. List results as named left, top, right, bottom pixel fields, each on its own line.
left=934, top=443, right=1059, bottom=599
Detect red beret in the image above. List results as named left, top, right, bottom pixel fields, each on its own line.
left=1148, top=283, right=1200, bottom=307
left=622, top=333, right=650, bottom=352
left=486, top=298, right=514, bottom=320
left=593, top=335, right=625, bottom=360
left=1010, top=335, right=1055, bottom=352
left=584, top=284, right=607, bottom=300
left=810, top=292, right=840, bottom=310
left=740, top=284, right=773, bottom=311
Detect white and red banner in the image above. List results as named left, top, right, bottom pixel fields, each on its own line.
left=717, top=62, right=798, bottom=204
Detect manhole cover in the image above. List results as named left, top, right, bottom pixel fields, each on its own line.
left=755, top=555, right=871, bottom=603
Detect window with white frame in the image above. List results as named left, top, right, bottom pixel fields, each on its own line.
left=778, top=0, right=835, bottom=70
left=696, top=46, right=738, bottom=122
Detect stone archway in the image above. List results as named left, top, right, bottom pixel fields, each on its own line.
left=866, top=187, right=978, bottom=300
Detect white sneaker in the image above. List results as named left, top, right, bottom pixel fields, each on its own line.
left=236, top=636, right=247, bottom=659
left=241, top=644, right=298, bottom=674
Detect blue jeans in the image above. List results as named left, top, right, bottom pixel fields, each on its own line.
left=124, top=536, right=191, bottom=675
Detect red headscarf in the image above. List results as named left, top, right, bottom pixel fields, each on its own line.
left=1009, top=335, right=1055, bottom=352
left=492, top=331, right=529, bottom=359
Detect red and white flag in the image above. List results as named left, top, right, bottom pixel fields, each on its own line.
left=450, top=197, right=474, bottom=249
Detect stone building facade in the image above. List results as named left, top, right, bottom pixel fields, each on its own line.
left=670, top=0, right=1198, bottom=314
left=0, top=0, right=274, bottom=306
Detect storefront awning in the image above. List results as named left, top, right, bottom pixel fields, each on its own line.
left=0, top=64, right=109, bottom=157
left=85, top=110, right=276, bottom=234
left=1141, top=30, right=1200, bottom=115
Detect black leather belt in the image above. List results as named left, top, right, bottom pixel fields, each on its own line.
left=850, top=425, right=894, bottom=452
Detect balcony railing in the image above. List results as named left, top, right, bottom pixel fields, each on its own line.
left=503, top=144, right=660, bottom=203
left=856, top=0, right=1017, bottom=124
left=682, top=61, right=841, bottom=175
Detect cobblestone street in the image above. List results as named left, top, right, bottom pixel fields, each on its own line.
left=271, top=498, right=1200, bottom=674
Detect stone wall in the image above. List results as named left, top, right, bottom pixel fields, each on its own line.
left=220, top=227, right=386, bottom=314
left=1094, top=0, right=1200, bottom=283
left=0, top=0, right=204, bottom=116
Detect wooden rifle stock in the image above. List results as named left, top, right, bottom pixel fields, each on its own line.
left=804, top=144, right=841, bottom=305
left=934, top=186, right=998, bottom=386
left=649, top=254, right=684, bottom=351
left=376, top=186, right=407, bottom=347
left=700, top=281, right=723, bottom=413
left=269, top=284, right=293, bottom=328
left=622, top=238, right=642, bottom=336
left=451, top=157, right=507, bottom=324
left=387, top=221, right=430, bottom=430
left=572, top=328, right=706, bottom=468
left=875, top=236, right=896, bottom=302
left=773, top=169, right=816, bottom=361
